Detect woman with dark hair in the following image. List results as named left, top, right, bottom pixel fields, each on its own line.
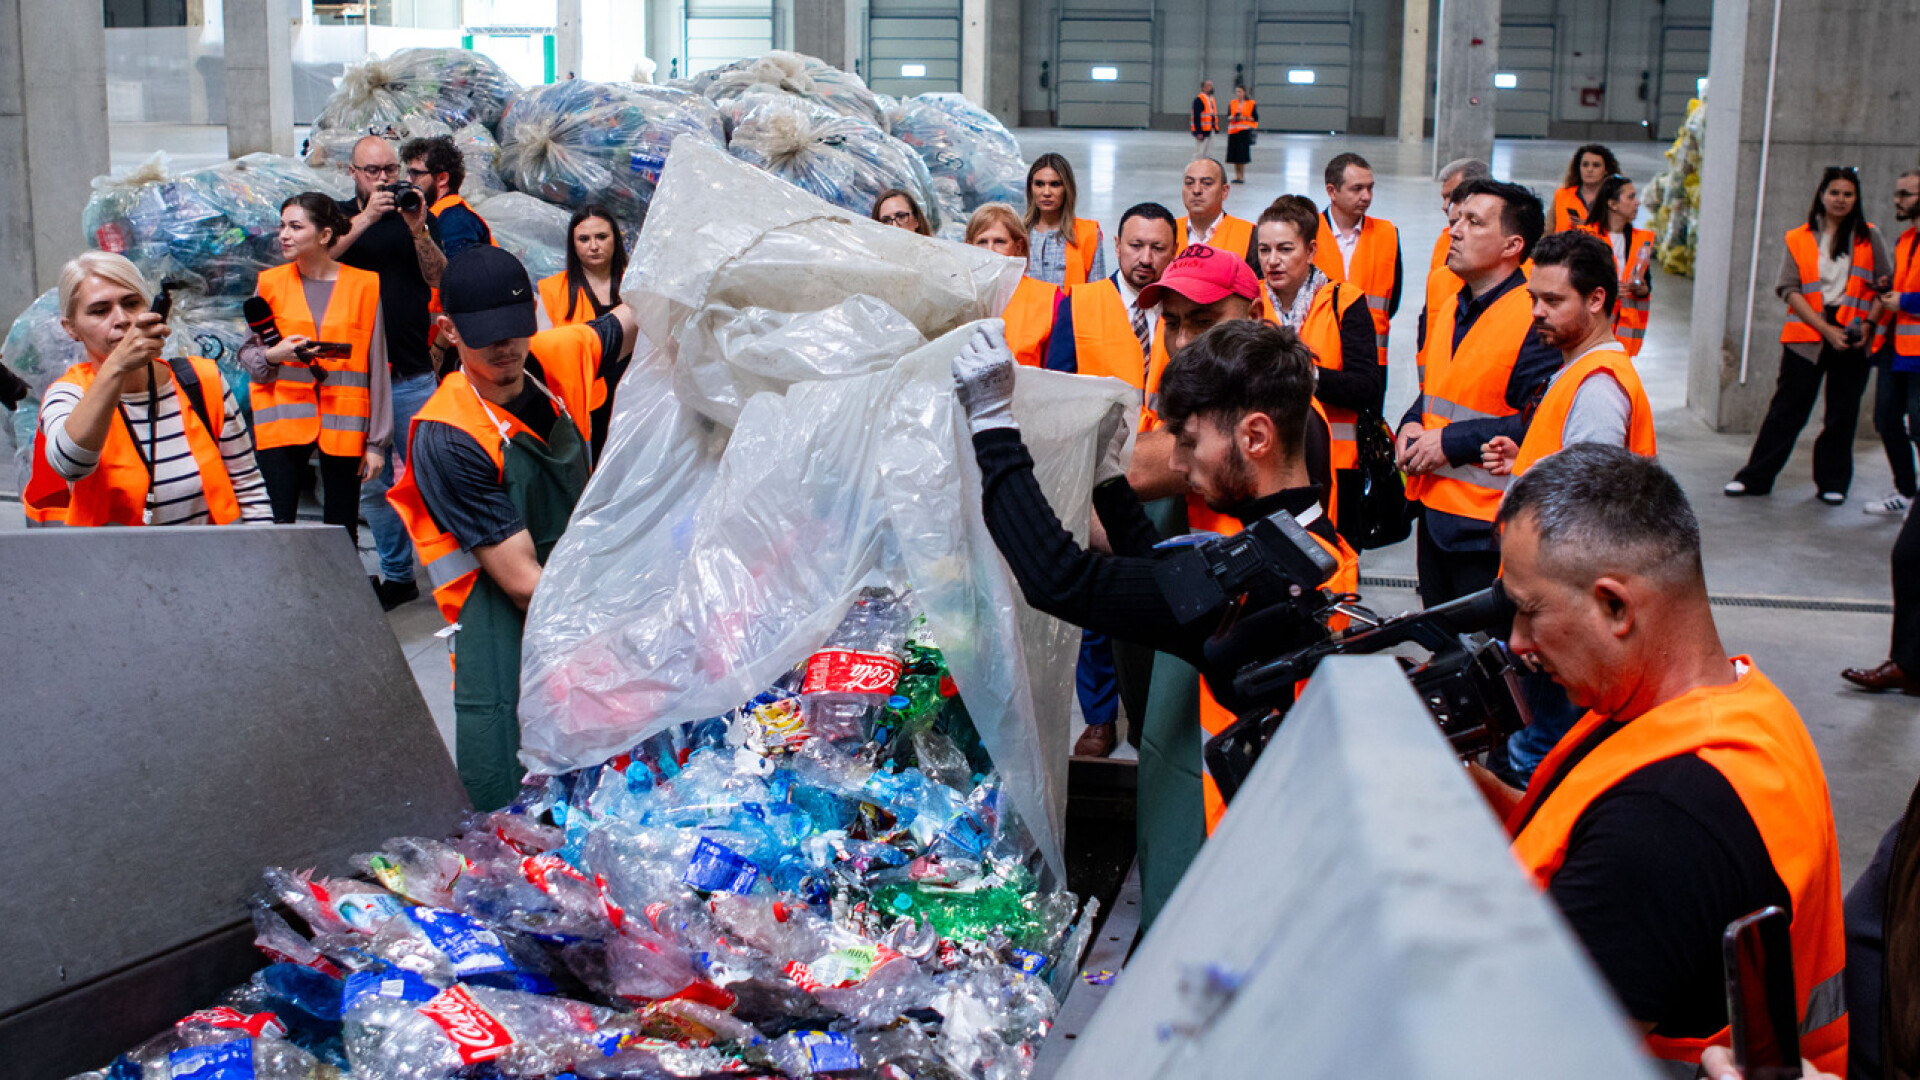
left=871, top=188, right=933, bottom=236
left=1551, top=144, right=1620, bottom=233
left=1582, top=174, right=1656, bottom=357
left=537, top=203, right=631, bottom=458
left=243, top=191, right=391, bottom=543
left=1728, top=166, right=1892, bottom=502
left=1023, top=153, right=1105, bottom=287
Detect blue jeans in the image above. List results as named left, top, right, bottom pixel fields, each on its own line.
left=361, top=372, right=437, bottom=583
left=1076, top=630, right=1120, bottom=726
left=1505, top=669, right=1583, bottom=781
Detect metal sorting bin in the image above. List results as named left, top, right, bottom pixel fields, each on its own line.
left=1037, top=656, right=1663, bottom=1080
left=0, top=526, right=471, bottom=1080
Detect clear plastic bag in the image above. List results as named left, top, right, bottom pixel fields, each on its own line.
left=692, top=50, right=889, bottom=132
left=476, top=192, right=575, bottom=283
left=495, top=79, right=725, bottom=228
left=888, top=92, right=1029, bottom=218
left=517, top=139, right=1136, bottom=880
left=727, top=96, right=944, bottom=232
left=313, top=47, right=520, bottom=135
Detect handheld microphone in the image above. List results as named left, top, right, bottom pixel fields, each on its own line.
left=244, top=296, right=327, bottom=383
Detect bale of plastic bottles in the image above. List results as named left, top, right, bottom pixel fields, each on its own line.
left=495, top=79, right=727, bottom=228
left=312, top=47, right=520, bottom=136
left=888, top=93, right=1028, bottom=219
left=728, top=97, right=944, bottom=232
left=82, top=152, right=352, bottom=301
left=692, top=50, right=890, bottom=133
left=480, top=192, right=576, bottom=284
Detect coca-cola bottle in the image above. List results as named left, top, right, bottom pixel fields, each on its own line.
left=800, top=588, right=912, bottom=746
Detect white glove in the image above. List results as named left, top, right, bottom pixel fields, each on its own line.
left=952, top=320, right=1018, bottom=434
left=1094, top=404, right=1133, bottom=485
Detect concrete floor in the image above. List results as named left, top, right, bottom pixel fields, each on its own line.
left=33, top=123, right=1920, bottom=884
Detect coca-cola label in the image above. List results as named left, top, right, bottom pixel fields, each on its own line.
left=596, top=873, right=627, bottom=930
left=802, top=650, right=903, bottom=696
left=519, top=853, right=588, bottom=895
left=417, top=985, right=515, bottom=1064
left=177, top=1007, right=287, bottom=1039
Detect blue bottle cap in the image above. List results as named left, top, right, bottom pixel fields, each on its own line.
left=887, top=695, right=911, bottom=710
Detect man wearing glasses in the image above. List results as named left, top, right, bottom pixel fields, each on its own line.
left=333, top=134, right=447, bottom=611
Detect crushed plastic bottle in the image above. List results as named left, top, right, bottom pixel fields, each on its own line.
left=799, top=588, right=913, bottom=745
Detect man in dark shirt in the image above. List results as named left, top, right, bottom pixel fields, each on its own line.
left=401, top=134, right=494, bottom=261
left=335, top=134, right=447, bottom=610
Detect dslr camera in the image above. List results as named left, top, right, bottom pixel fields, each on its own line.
left=381, top=181, right=425, bottom=215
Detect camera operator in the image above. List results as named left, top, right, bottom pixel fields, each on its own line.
left=1478, top=445, right=1847, bottom=1075
left=954, top=317, right=1358, bottom=918
left=401, top=135, right=494, bottom=261
left=333, top=134, right=444, bottom=610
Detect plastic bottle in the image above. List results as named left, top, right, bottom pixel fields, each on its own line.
left=800, top=589, right=913, bottom=745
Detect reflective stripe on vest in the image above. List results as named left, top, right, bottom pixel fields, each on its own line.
left=1312, top=212, right=1399, bottom=364
left=1782, top=223, right=1880, bottom=345
left=1003, top=276, right=1061, bottom=368
left=1226, top=98, right=1257, bottom=134
left=1511, top=348, right=1657, bottom=475
left=22, top=356, right=241, bottom=527
left=1068, top=277, right=1167, bottom=431
left=1405, top=280, right=1533, bottom=521
left=1192, top=92, right=1218, bottom=135
left=1177, top=214, right=1254, bottom=260
left=250, top=262, right=381, bottom=456
left=1508, top=660, right=1850, bottom=1076
left=1896, top=229, right=1920, bottom=358
left=1586, top=224, right=1657, bottom=358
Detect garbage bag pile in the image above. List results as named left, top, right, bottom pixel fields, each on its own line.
left=888, top=93, right=1028, bottom=223
left=0, top=289, right=85, bottom=481
left=692, top=50, right=891, bottom=132
left=313, top=47, right=520, bottom=137
left=496, top=79, right=727, bottom=227
left=68, top=587, right=1098, bottom=1080
left=1647, top=90, right=1706, bottom=278
left=83, top=152, right=353, bottom=301
left=728, top=97, right=945, bottom=233
left=481, top=192, right=578, bottom=284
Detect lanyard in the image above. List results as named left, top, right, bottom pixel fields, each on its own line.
left=468, top=368, right=590, bottom=470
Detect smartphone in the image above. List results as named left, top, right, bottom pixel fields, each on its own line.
left=307, top=341, right=354, bottom=360
left=150, top=284, right=175, bottom=323
left=1724, top=906, right=1801, bottom=1080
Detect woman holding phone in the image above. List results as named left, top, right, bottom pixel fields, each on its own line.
left=242, top=191, right=392, bottom=544
left=1582, top=174, right=1656, bottom=357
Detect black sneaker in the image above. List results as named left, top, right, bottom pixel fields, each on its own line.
left=377, top=578, right=421, bottom=611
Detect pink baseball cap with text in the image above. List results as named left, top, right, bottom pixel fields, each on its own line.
left=1136, top=243, right=1261, bottom=309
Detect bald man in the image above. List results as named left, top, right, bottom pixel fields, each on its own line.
left=334, top=134, right=447, bottom=610
left=1174, top=159, right=1254, bottom=263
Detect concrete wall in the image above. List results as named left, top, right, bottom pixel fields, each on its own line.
left=1687, top=0, right=1920, bottom=432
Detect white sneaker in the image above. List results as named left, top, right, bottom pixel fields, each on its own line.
left=1865, top=492, right=1911, bottom=515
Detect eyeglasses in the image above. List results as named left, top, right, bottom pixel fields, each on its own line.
left=405, top=167, right=433, bottom=180
left=353, top=164, right=402, bottom=178
left=878, top=211, right=917, bottom=227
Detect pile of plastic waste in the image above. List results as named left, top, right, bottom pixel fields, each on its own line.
left=888, top=93, right=1028, bottom=227
left=496, top=79, right=728, bottom=227
left=306, top=115, right=510, bottom=205
left=313, top=47, right=520, bottom=137
left=480, top=192, right=578, bottom=284
left=1647, top=88, right=1706, bottom=278
left=691, top=51, right=890, bottom=133
left=728, top=97, right=945, bottom=233
left=69, top=588, right=1094, bottom=1080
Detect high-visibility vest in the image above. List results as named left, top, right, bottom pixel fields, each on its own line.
left=1177, top=214, right=1254, bottom=261
left=1312, top=211, right=1399, bottom=365
left=1419, top=230, right=1461, bottom=372
left=1192, top=92, right=1218, bottom=135
left=250, top=262, right=381, bottom=457
left=1254, top=280, right=1368, bottom=470
left=1582, top=223, right=1656, bottom=358
left=1004, top=276, right=1061, bottom=368
left=428, top=193, right=495, bottom=246
left=1507, top=660, right=1848, bottom=1075
left=1404, top=280, right=1532, bottom=522
left=1430, top=227, right=1451, bottom=273
left=1550, top=185, right=1588, bottom=234
left=1895, top=227, right=1920, bottom=363
left=537, top=271, right=624, bottom=410
left=23, top=357, right=240, bottom=527
left=1226, top=98, right=1257, bottom=135
left=1510, top=347, right=1657, bottom=475
left=1045, top=218, right=1101, bottom=289
left=1782, top=222, right=1881, bottom=345
left=388, top=324, right=602, bottom=625
left=1199, top=520, right=1358, bottom=832
left=1068, top=277, right=1169, bottom=432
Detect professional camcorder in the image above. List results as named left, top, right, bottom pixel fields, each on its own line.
left=381, top=181, right=425, bottom=214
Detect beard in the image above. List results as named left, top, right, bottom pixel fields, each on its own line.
left=1201, top=444, right=1261, bottom=512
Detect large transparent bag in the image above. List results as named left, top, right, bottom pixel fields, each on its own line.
left=692, top=50, right=888, bottom=131
left=517, top=140, right=1133, bottom=879
left=495, top=79, right=726, bottom=227
left=888, top=93, right=1028, bottom=219
left=727, top=96, right=943, bottom=232
left=478, top=192, right=575, bottom=283
left=313, top=47, right=519, bottom=135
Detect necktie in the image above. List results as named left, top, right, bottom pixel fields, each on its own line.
left=1131, top=304, right=1152, bottom=372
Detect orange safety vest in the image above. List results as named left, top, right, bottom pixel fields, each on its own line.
left=388, top=324, right=602, bottom=625
left=1583, top=223, right=1656, bottom=358
left=23, top=357, right=240, bottom=527
left=1226, top=98, right=1257, bottom=135
left=1199, top=520, right=1358, bottom=832
left=1782, top=222, right=1881, bottom=345
left=536, top=271, right=625, bottom=410
left=1895, top=227, right=1920, bottom=360
left=1313, top=211, right=1399, bottom=365
left=1550, top=186, right=1588, bottom=234
left=1176, top=214, right=1254, bottom=261
left=1068, top=277, right=1169, bottom=431
left=1192, top=92, right=1218, bottom=136
left=1405, top=279, right=1532, bottom=522
left=1510, top=347, right=1657, bottom=475
left=1507, top=660, right=1849, bottom=1075
left=1254, top=280, right=1368, bottom=471
left=1049, top=218, right=1102, bottom=289
left=1430, top=227, right=1451, bottom=273
left=1004, top=276, right=1061, bottom=368
left=250, top=262, right=381, bottom=457
left=429, top=193, right=495, bottom=246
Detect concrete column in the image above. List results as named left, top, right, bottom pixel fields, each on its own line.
left=984, top=0, right=1021, bottom=126
left=0, top=0, right=111, bottom=323
left=1431, top=0, right=1497, bottom=176
left=1687, top=0, right=1920, bottom=431
left=554, top=0, right=584, bottom=82
left=961, top=0, right=988, bottom=105
left=223, top=0, right=294, bottom=157
left=1397, top=0, right=1430, bottom=144
left=792, top=0, right=850, bottom=70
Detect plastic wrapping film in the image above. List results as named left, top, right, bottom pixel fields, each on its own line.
left=727, top=96, right=944, bottom=233
left=495, top=79, right=726, bottom=228
left=518, top=139, right=1135, bottom=882
left=312, top=47, right=519, bottom=135
left=82, top=152, right=353, bottom=301
left=479, top=192, right=576, bottom=283
left=888, top=92, right=1028, bottom=222
left=692, top=50, right=890, bottom=132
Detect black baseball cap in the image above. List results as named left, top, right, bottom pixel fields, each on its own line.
left=441, top=246, right=538, bottom=348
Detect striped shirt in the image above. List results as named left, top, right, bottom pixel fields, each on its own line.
left=41, top=367, right=273, bottom=525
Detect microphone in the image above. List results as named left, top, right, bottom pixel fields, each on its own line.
left=244, top=296, right=326, bottom=383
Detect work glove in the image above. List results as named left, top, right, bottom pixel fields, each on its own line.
left=1093, top=403, right=1133, bottom=485
left=952, top=320, right=1018, bottom=434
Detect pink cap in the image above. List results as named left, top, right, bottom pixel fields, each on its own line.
left=1137, top=244, right=1261, bottom=309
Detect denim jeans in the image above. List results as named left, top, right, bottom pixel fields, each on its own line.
left=361, top=372, right=437, bottom=583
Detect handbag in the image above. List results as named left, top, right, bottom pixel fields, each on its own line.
left=1348, top=409, right=1414, bottom=550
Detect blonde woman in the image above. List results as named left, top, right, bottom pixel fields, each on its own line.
left=967, top=203, right=1060, bottom=368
